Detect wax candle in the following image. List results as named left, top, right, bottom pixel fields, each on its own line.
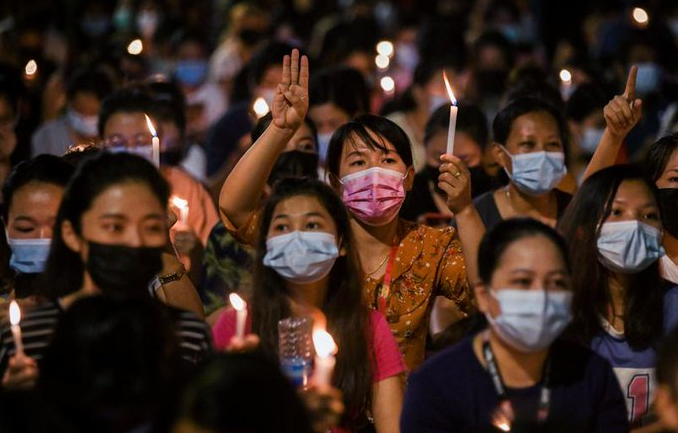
left=229, top=293, right=247, bottom=340
left=442, top=71, right=458, bottom=156
left=144, top=114, right=160, bottom=168
left=312, top=329, right=337, bottom=386
left=171, top=196, right=189, bottom=227
left=9, top=301, right=24, bottom=357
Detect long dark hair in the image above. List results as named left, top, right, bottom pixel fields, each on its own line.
left=42, top=153, right=170, bottom=299
left=251, top=177, right=372, bottom=428
left=557, top=164, right=664, bottom=349
left=645, top=133, right=678, bottom=182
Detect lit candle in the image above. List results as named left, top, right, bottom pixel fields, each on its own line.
left=312, top=329, right=337, bottom=386
left=252, top=97, right=270, bottom=119
left=9, top=301, right=24, bottom=357
left=171, top=196, right=189, bottom=227
left=144, top=114, right=160, bottom=168
left=229, top=293, right=247, bottom=340
left=442, top=71, right=458, bottom=156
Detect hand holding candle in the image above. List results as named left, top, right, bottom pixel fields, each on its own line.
left=9, top=301, right=24, bottom=358
left=442, top=71, right=458, bottom=156
left=312, top=329, right=337, bottom=386
left=229, top=293, right=248, bottom=340
left=144, top=114, right=160, bottom=168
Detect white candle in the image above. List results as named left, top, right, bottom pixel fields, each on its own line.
left=171, top=196, right=189, bottom=227
left=145, top=114, right=160, bottom=168
left=312, top=329, right=337, bottom=386
left=442, top=71, right=458, bottom=156
left=229, top=293, right=247, bottom=340
left=9, top=301, right=24, bottom=357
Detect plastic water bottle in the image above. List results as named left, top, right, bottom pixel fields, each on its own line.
left=278, top=316, right=313, bottom=388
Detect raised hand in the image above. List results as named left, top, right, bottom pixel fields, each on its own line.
left=439, top=154, right=473, bottom=215
left=271, top=48, right=309, bottom=133
left=603, top=66, right=643, bottom=138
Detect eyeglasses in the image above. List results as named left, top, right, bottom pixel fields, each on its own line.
left=102, top=133, right=154, bottom=149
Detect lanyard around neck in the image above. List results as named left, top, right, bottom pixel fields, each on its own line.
left=376, top=246, right=399, bottom=322
left=482, top=332, right=551, bottom=424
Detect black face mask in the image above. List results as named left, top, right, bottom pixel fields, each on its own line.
left=268, top=151, right=319, bottom=186
left=160, top=149, right=185, bottom=166
left=86, top=241, right=163, bottom=295
left=658, top=188, right=678, bottom=238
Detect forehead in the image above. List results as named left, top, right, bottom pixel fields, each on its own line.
left=496, top=235, right=565, bottom=271
left=103, top=112, right=150, bottom=138
left=87, top=182, right=163, bottom=215
left=613, top=179, right=655, bottom=202
left=9, top=182, right=63, bottom=213
left=272, top=194, right=329, bottom=217
left=509, top=111, right=560, bottom=136
left=342, top=130, right=398, bottom=156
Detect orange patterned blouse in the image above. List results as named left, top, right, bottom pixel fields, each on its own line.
left=222, top=212, right=475, bottom=371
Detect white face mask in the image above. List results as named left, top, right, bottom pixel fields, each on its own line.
left=501, top=146, right=567, bottom=196
left=580, top=127, right=605, bottom=155
left=316, top=132, right=333, bottom=165
left=597, top=220, right=664, bottom=273
left=428, top=94, right=449, bottom=114
left=67, top=108, right=99, bottom=137
left=108, top=145, right=154, bottom=163
left=258, top=88, right=276, bottom=109
left=136, top=10, right=159, bottom=37
left=263, top=231, right=339, bottom=284
left=486, top=289, right=573, bottom=352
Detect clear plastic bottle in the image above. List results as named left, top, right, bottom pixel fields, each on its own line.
left=278, top=316, right=313, bottom=388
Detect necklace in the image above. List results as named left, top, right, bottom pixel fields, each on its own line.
left=366, top=252, right=390, bottom=276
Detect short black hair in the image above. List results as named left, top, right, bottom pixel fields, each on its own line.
left=566, top=83, right=607, bottom=123
left=326, top=114, right=413, bottom=176
left=309, top=66, right=370, bottom=117
left=66, top=65, right=116, bottom=102
left=247, top=42, right=297, bottom=88
left=425, top=103, right=489, bottom=149
left=478, top=217, right=570, bottom=284
left=1, top=155, right=75, bottom=221
left=147, top=81, right=187, bottom=136
left=98, top=85, right=155, bottom=137
left=492, top=96, right=568, bottom=146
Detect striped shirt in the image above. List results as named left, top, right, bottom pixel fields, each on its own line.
left=0, top=300, right=212, bottom=378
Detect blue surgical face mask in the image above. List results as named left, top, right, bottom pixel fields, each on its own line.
left=67, top=108, right=99, bottom=137
left=502, top=146, right=567, bottom=196
left=263, top=231, right=339, bottom=284
left=7, top=237, right=52, bottom=274
left=635, top=62, right=661, bottom=96
left=316, top=132, right=333, bottom=165
left=108, top=145, right=154, bottom=163
left=597, top=220, right=664, bottom=273
left=486, top=289, right=573, bottom=352
left=174, top=60, right=208, bottom=87
left=580, top=127, right=605, bottom=155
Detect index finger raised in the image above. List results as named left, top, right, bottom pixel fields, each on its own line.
left=624, top=65, right=637, bottom=101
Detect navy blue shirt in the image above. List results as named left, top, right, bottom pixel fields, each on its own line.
left=401, top=336, right=628, bottom=433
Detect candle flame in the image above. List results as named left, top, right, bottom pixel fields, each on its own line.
left=9, top=301, right=20, bottom=326
left=127, top=39, right=143, bottom=55
left=442, top=71, right=457, bottom=105
left=313, top=329, right=337, bottom=358
left=171, top=196, right=188, bottom=210
left=24, top=60, right=38, bottom=76
left=491, top=407, right=512, bottom=432
left=229, top=293, right=246, bottom=311
left=144, top=114, right=157, bottom=137
left=253, top=97, right=270, bottom=118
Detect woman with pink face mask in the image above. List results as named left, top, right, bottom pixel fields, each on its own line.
left=219, top=49, right=475, bottom=371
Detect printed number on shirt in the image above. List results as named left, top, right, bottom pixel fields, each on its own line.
left=627, top=374, right=650, bottom=422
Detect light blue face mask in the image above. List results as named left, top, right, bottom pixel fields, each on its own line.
left=316, top=132, right=333, bottom=165
left=486, top=289, right=573, bottom=352
left=7, top=237, right=52, bottom=274
left=635, top=62, right=661, bottom=96
left=597, top=220, right=664, bottom=274
left=580, top=127, right=605, bottom=155
left=174, top=60, right=208, bottom=87
left=501, top=146, right=567, bottom=196
left=108, top=145, right=154, bottom=163
left=263, top=231, right=339, bottom=284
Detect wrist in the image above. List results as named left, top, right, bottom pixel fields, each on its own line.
left=453, top=203, right=476, bottom=219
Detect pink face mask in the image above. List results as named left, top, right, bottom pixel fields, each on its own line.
left=340, top=167, right=406, bottom=226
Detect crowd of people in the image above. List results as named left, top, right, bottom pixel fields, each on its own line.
left=2, top=0, right=678, bottom=432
